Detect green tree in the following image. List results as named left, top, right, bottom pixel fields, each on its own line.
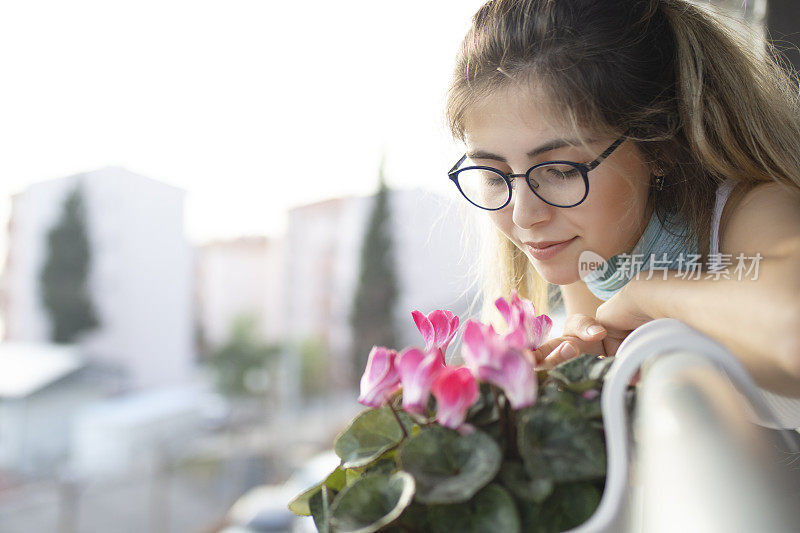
left=349, top=156, right=400, bottom=385
left=208, top=312, right=280, bottom=397
left=298, top=336, right=330, bottom=397
left=39, top=181, right=100, bottom=343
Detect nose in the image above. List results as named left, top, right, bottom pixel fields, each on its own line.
left=510, top=179, right=554, bottom=229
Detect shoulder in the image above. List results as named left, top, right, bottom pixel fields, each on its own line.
left=720, top=180, right=800, bottom=259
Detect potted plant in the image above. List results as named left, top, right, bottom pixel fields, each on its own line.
left=288, top=292, right=635, bottom=532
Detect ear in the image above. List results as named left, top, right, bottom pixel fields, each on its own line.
left=638, top=141, right=672, bottom=177
left=647, top=154, right=667, bottom=176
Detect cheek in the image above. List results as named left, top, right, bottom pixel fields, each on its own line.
left=579, top=177, right=648, bottom=253
left=487, top=210, right=517, bottom=241
left=588, top=169, right=639, bottom=208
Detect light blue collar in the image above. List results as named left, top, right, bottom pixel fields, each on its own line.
left=582, top=209, right=697, bottom=301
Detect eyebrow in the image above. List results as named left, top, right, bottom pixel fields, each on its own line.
left=466, top=137, right=597, bottom=162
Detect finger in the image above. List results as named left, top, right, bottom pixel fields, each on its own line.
left=532, top=335, right=581, bottom=364
left=534, top=331, right=609, bottom=365
left=531, top=340, right=561, bottom=362
left=542, top=340, right=579, bottom=368
left=530, top=346, right=549, bottom=365
left=521, top=349, right=537, bottom=365
left=582, top=323, right=607, bottom=340
left=564, top=314, right=607, bottom=341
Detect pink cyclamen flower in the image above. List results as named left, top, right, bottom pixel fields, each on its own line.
left=490, top=349, right=538, bottom=409
left=461, top=318, right=538, bottom=409
left=582, top=389, right=600, bottom=401
left=431, top=366, right=479, bottom=429
left=396, top=347, right=445, bottom=414
left=358, top=346, right=401, bottom=408
left=494, top=290, right=553, bottom=352
left=461, top=319, right=508, bottom=376
left=411, top=309, right=460, bottom=363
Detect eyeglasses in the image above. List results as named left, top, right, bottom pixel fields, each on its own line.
left=447, top=130, right=631, bottom=210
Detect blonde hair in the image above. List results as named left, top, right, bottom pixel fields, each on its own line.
left=444, top=0, right=800, bottom=323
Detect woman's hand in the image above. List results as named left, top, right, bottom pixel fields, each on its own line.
left=595, top=280, right=653, bottom=357
left=530, top=314, right=608, bottom=369
left=530, top=281, right=654, bottom=369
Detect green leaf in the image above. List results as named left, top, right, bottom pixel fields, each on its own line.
left=334, top=406, right=414, bottom=468
left=345, top=468, right=362, bottom=485
left=428, top=484, right=520, bottom=533
left=536, top=380, right=577, bottom=407
left=548, top=354, right=613, bottom=393
left=398, top=426, right=502, bottom=504
left=499, top=462, right=554, bottom=503
left=309, top=486, right=334, bottom=533
left=288, top=465, right=346, bottom=516
left=345, top=448, right=398, bottom=479
left=364, top=456, right=397, bottom=476
left=329, top=471, right=415, bottom=533
left=517, top=401, right=606, bottom=482
left=396, top=501, right=430, bottom=531
left=576, top=391, right=603, bottom=420
left=466, top=383, right=503, bottom=425
left=518, top=481, right=602, bottom=532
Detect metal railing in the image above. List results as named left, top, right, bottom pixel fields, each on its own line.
left=566, top=318, right=800, bottom=533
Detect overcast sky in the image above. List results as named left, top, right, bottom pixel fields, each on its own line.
left=0, top=0, right=487, bottom=244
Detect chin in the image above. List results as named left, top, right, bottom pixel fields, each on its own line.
left=528, top=258, right=579, bottom=286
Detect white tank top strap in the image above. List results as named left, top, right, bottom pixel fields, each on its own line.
left=710, top=177, right=800, bottom=429
left=708, top=177, right=738, bottom=260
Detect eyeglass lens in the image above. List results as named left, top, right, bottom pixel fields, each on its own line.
left=455, top=163, right=585, bottom=209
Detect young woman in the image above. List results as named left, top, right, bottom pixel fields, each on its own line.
left=444, top=0, right=800, bottom=427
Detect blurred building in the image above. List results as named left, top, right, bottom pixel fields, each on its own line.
left=194, top=236, right=285, bottom=350
left=0, top=166, right=195, bottom=389
left=285, top=188, right=479, bottom=389
left=70, top=385, right=207, bottom=477
left=0, top=342, right=108, bottom=478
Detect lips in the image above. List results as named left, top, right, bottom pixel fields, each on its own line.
left=524, top=238, right=575, bottom=249
left=522, top=236, right=577, bottom=261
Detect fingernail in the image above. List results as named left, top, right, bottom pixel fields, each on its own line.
left=559, top=342, right=578, bottom=359
left=587, top=325, right=605, bottom=335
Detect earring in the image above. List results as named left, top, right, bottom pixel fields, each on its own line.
left=653, top=166, right=665, bottom=191
left=653, top=174, right=664, bottom=191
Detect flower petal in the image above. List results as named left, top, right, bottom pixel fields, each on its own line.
left=495, top=296, right=512, bottom=326
left=428, top=310, right=451, bottom=349
left=397, top=347, right=443, bottom=414
left=358, top=346, right=401, bottom=408
left=431, top=366, right=479, bottom=429
left=412, top=310, right=435, bottom=351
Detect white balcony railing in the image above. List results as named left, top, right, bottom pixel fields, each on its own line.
left=566, top=318, right=800, bottom=533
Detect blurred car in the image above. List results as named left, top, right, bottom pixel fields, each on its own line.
left=220, top=449, right=340, bottom=533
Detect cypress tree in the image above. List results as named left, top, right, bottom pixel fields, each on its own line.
left=39, top=181, right=100, bottom=342
left=349, top=156, right=399, bottom=385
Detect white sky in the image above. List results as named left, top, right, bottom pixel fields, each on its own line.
left=0, top=0, right=487, bottom=245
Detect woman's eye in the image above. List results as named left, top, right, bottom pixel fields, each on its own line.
left=546, top=167, right=581, bottom=179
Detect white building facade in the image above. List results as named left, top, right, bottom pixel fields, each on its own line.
left=0, top=166, right=195, bottom=389
left=195, top=236, right=285, bottom=349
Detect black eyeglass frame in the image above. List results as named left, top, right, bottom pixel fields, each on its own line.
left=447, top=129, right=632, bottom=210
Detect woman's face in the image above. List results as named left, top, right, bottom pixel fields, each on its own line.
left=461, top=85, right=653, bottom=285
